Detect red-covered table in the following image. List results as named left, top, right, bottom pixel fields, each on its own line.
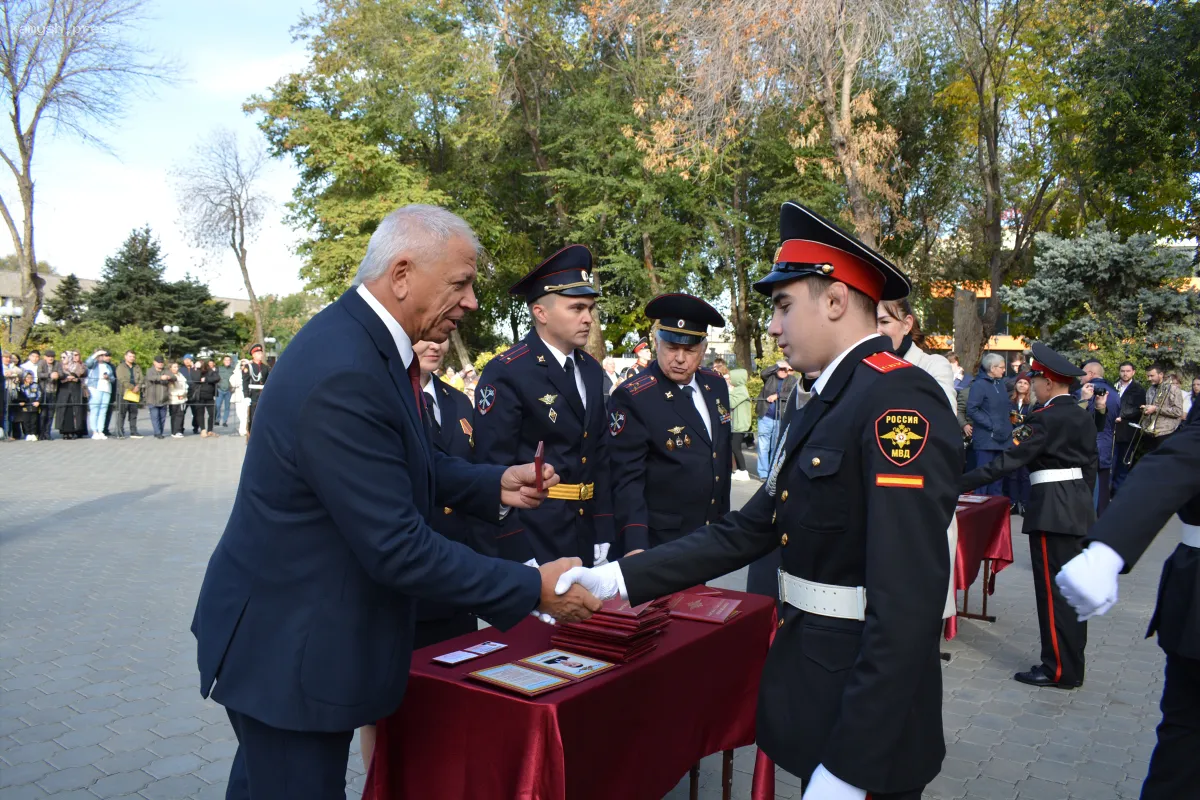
left=364, top=590, right=777, bottom=800
left=947, top=495, right=1014, bottom=639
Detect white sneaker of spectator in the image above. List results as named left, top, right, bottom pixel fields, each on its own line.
left=732, top=470, right=751, bottom=481
left=25, top=434, right=37, bottom=441
left=91, top=432, right=107, bottom=440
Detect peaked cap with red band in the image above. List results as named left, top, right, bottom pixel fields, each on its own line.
left=754, top=201, right=911, bottom=302
left=509, top=244, right=600, bottom=302
left=1022, top=341, right=1083, bottom=384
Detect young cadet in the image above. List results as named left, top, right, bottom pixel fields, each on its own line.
left=472, top=245, right=615, bottom=566
left=607, top=294, right=732, bottom=555
left=960, top=343, right=1097, bottom=689
left=552, top=201, right=962, bottom=800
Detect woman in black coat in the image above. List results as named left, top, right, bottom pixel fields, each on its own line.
left=196, top=359, right=221, bottom=437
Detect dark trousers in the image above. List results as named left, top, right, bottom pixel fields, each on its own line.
left=1028, top=531, right=1087, bottom=685
left=224, top=708, right=353, bottom=800
left=190, top=401, right=203, bottom=433
left=149, top=406, right=168, bottom=437
left=972, top=449, right=1006, bottom=495
left=169, top=405, right=185, bottom=435
left=247, top=396, right=261, bottom=433
left=1111, top=440, right=1136, bottom=495
left=117, top=400, right=139, bottom=436
left=198, top=399, right=215, bottom=432
left=1142, top=653, right=1200, bottom=799
left=1005, top=466, right=1031, bottom=508
left=1095, top=468, right=1111, bottom=516
left=39, top=396, right=55, bottom=438
left=731, top=431, right=749, bottom=472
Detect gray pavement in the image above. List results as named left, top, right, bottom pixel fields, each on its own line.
left=0, top=435, right=1177, bottom=799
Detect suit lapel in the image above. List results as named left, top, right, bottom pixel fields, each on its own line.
left=339, top=289, right=432, bottom=467
left=434, top=379, right=458, bottom=452
left=530, top=334, right=586, bottom=422
left=580, top=354, right=603, bottom=430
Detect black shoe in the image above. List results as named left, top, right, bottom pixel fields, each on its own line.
left=1014, top=665, right=1080, bottom=689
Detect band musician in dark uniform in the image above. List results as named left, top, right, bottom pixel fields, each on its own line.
left=552, top=201, right=962, bottom=800
left=1058, top=403, right=1200, bottom=798
left=472, top=245, right=615, bottom=567
left=241, top=343, right=270, bottom=436
left=607, top=294, right=731, bottom=555
left=959, top=342, right=1097, bottom=689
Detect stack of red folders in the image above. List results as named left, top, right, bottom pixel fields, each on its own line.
left=550, top=597, right=671, bottom=663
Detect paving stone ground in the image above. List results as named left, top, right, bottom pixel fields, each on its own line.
left=0, top=433, right=1177, bottom=799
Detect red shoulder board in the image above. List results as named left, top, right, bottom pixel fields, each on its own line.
left=497, top=343, right=529, bottom=364
left=698, top=366, right=721, bottom=378
left=862, top=352, right=912, bottom=374
left=621, top=374, right=658, bottom=396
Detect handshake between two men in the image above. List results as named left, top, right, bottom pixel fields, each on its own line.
left=498, top=459, right=617, bottom=625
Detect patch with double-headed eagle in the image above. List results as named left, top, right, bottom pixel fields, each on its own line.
left=875, top=409, right=929, bottom=467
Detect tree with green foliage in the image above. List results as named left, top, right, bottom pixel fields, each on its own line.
left=1001, top=226, right=1200, bottom=370
left=28, top=321, right=165, bottom=369
left=43, top=274, right=86, bottom=325
left=83, top=227, right=234, bottom=354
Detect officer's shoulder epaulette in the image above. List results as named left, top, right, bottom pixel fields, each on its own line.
left=619, top=374, right=658, bottom=395
left=698, top=366, right=722, bottom=378
left=862, top=352, right=912, bottom=374
left=495, top=342, right=530, bottom=365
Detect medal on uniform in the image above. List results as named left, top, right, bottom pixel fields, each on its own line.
left=538, top=394, right=557, bottom=405
left=717, top=400, right=731, bottom=424
left=666, top=438, right=675, bottom=451
left=548, top=408, right=558, bottom=423
left=683, top=434, right=692, bottom=447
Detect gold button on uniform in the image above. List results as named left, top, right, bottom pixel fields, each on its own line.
left=578, top=508, right=584, bottom=516
left=581, top=457, right=587, bottom=464
left=444, top=507, right=452, bottom=515
left=811, top=457, right=821, bottom=467
left=584, top=432, right=588, bottom=438
left=780, top=533, right=789, bottom=546
left=781, top=490, right=789, bottom=502
left=712, top=452, right=717, bottom=459
left=715, top=475, right=720, bottom=482
left=778, top=618, right=785, bottom=629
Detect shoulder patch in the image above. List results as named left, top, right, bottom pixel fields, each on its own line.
left=621, top=374, right=658, bottom=396
left=863, top=351, right=912, bottom=373
left=609, top=410, right=626, bottom=436
left=477, top=384, right=496, bottom=415
left=496, top=343, right=529, bottom=364
left=875, top=408, right=929, bottom=467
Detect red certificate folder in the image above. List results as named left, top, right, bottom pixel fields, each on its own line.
left=535, top=441, right=545, bottom=492
left=667, top=594, right=742, bottom=624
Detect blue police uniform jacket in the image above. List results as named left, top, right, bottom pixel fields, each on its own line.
left=607, top=361, right=732, bottom=553
left=472, top=330, right=614, bottom=566
left=190, top=288, right=540, bottom=733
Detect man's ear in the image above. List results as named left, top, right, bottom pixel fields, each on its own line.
left=388, top=256, right=413, bottom=302
left=825, top=282, right=850, bottom=321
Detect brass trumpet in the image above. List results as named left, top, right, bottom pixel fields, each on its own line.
left=1124, top=405, right=1161, bottom=467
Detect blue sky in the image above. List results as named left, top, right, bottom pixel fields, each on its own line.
left=0, top=0, right=317, bottom=299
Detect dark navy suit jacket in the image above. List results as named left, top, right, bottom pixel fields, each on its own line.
left=191, top=287, right=541, bottom=733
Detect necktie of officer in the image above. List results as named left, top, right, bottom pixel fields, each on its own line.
left=406, top=358, right=422, bottom=421
left=678, top=385, right=709, bottom=441
left=564, top=356, right=589, bottom=425
left=422, top=392, right=440, bottom=432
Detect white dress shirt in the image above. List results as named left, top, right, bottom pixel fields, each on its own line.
left=356, top=284, right=415, bottom=369
left=679, top=374, right=713, bottom=438
left=422, top=379, right=442, bottom=427
left=812, top=334, right=886, bottom=395
left=539, top=336, right=586, bottom=410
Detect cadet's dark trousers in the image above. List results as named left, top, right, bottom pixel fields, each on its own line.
left=224, top=708, right=353, bottom=800
left=1028, top=531, right=1087, bottom=685
left=1141, top=653, right=1200, bottom=799
left=247, top=396, right=261, bottom=433
left=1111, top=440, right=1136, bottom=496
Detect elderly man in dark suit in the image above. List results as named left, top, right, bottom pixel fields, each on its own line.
left=191, top=205, right=601, bottom=800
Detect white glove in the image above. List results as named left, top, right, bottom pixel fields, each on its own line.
left=1056, top=542, right=1125, bottom=621
left=594, top=542, right=611, bottom=566
left=554, top=562, right=624, bottom=601
left=802, top=765, right=866, bottom=800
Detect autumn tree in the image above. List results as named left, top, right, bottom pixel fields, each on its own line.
left=174, top=128, right=270, bottom=348
left=0, top=0, right=170, bottom=346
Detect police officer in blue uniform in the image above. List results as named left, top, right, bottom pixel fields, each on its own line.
left=473, top=245, right=615, bottom=567
left=607, top=294, right=732, bottom=555
left=554, top=201, right=962, bottom=800
left=1058, top=404, right=1200, bottom=798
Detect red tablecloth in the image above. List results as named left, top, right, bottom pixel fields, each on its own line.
left=945, top=496, right=1014, bottom=639
left=364, top=590, right=776, bottom=800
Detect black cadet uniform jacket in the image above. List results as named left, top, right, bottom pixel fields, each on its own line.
left=960, top=395, right=1097, bottom=536
left=607, top=361, right=732, bottom=553
left=1090, top=406, right=1200, bottom=658
left=473, top=331, right=614, bottom=566
left=415, top=376, right=485, bottom=625
left=620, top=336, right=961, bottom=794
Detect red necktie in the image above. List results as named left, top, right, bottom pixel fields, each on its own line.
left=407, top=357, right=423, bottom=420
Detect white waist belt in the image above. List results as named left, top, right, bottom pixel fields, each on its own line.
left=1182, top=524, right=1200, bottom=549
left=778, top=570, right=866, bottom=621
left=1030, top=467, right=1083, bottom=485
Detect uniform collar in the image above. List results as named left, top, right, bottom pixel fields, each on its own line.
left=677, top=374, right=701, bottom=393
left=537, top=334, right=575, bottom=368
left=356, top=284, right=414, bottom=369
left=812, top=334, right=886, bottom=396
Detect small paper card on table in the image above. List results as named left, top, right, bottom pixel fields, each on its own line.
left=464, top=641, right=508, bottom=655
left=468, top=662, right=571, bottom=697
left=431, top=650, right=481, bottom=666
left=957, top=494, right=990, bottom=504
left=519, top=649, right=617, bottom=681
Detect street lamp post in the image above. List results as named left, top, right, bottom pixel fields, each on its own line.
left=162, top=325, right=180, bottom=360
left=264, top=337, right=277, bottom=359
left=1, top=302, right=25, bottom=344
